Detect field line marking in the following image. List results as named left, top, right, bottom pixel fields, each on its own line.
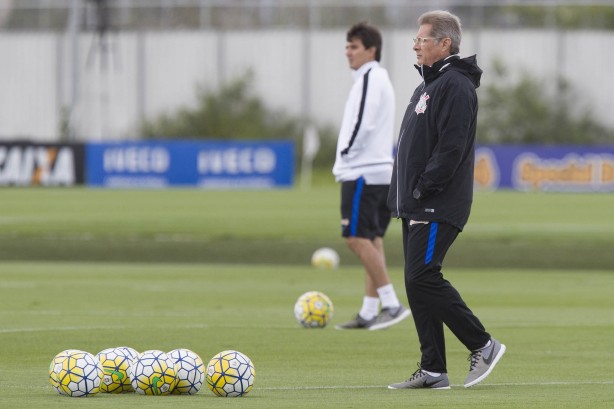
left=0, top=325, right=133, bottom=334
left=0, top=322, right=324, bottom=334
left=260, top=380, right=614, bottom=391
left=485, top=381, right=614, bottom=387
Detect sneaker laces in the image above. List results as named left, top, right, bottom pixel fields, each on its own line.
left=408, top=363, right=426, bottom=381
left=468, top=349, right=483, bottom=371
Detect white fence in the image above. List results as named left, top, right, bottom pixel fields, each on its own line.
left=1, top=28, right=613, bottom=141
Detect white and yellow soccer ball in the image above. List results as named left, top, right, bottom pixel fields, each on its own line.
left=50, top=350, right=103, bottom=397
left=115, top=346, right=139, bottom=361
left=96, top=347, right=136, bottom=393
left=311, top=247, right=340, bottom=269
left=167, top=348, right=205, bottom=395
left=205, top=350, right=255, bottom=397
left=294, top=291, right=334, bottom=328
left=129, top=350, right=178, bottom=395
left=49, top=349, right=84, bottom=393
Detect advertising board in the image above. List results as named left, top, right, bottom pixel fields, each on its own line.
left=0, top=142, right=84, bottom=186
left=86, top=140, right=294, bottom=188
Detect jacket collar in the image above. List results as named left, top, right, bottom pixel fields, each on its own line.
left=352, top=60, right=379, bottom=81
left=415, top=55, right=460, bottom=82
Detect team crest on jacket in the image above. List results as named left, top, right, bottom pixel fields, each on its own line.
left=415, top=92, right=430, bottom=114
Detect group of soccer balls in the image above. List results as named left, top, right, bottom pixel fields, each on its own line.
left=292, top=247, right=339, bottom=328
left=48, top=247, right=338, bottom=399
left=49, top=347, right=255, bottom=398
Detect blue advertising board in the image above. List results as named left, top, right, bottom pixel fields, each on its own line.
left=86, top=140, right=294, bottom=188
left=84, top=141, right=613, bottom=192
left=475, top=145, right=614, bottom=192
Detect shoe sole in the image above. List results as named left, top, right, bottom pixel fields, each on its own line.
left=369, top=308, right=411, bottom=331
left=463, top=343, right=506, bottom=388
left=334, top=325, right=369, bottom=330
left=388, top=384, right=451, bottom=390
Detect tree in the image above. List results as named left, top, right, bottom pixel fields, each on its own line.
left=478, top=60, right=614, bottom=144
left=141, top=70, right=302, bottom=141
left=141, top=71, right=338, bottom=169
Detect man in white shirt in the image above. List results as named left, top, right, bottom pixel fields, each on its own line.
left=333, top=22, right=410, bottom=330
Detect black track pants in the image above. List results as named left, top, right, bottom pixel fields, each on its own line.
left=402, top=219, right=490, bottom=373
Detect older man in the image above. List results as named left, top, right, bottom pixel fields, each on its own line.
left=387, top=10, right=506, bottom=389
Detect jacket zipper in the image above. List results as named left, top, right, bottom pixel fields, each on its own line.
left=397, top=67, right=424, bottom=218
left=395, top=125, right=408, bottom=218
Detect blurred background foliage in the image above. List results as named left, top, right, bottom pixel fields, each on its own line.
left=141, top=71, right=339, bottom=169
left=141, top=68, right=614, bottom=170
left=141, top=71, right=303, bottom=142
left=10, top=1, right=609, bottom=167
left=477, top=60, right=614, bottom=145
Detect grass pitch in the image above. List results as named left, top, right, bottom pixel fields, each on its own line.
left=0, top=262, right=613, bottom=408
left=0, top=186, right=613, bottom=407
left=1, top=187, right=613, bottom=269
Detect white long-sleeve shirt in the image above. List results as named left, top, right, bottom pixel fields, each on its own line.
left=332, top=60, right=395, bottom=184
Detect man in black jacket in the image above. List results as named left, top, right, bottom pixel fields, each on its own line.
left=387, top=10, right=506, bottom=390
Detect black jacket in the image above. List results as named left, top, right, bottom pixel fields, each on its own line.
left=388, top=55, right=482, bottom=230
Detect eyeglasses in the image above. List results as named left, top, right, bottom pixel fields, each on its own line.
left=413, top=37, right=439, bottom=46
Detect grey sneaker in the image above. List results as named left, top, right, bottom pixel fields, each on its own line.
left=464, top=338, right=506, bottom=388
left=369, top=305, right=411, bottom=331
left=334, top=314, right=375, bottom=330
left=388, top=365, right=450, bottom=390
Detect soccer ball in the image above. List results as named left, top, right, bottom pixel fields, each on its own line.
left=311, top=247, right=340, bottom=269
left=294, top=291, right=334, bottom=328
left=50, top=350, right=103, bottom=397
left=130, top=350, right=178, bottom=395
left=205, top=350, right=255, bottom=397
left=96, top=347, right=135, bottom=393
left=49, top=349, right=83, bottom=393
left=168, top=348, right=205, bottom=395
left=115, top=346, right=139, bottom=361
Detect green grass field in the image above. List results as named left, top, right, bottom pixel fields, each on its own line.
left=1, top=186, right=613, bottom=408
left=1, top=187, right=614, bottom=269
